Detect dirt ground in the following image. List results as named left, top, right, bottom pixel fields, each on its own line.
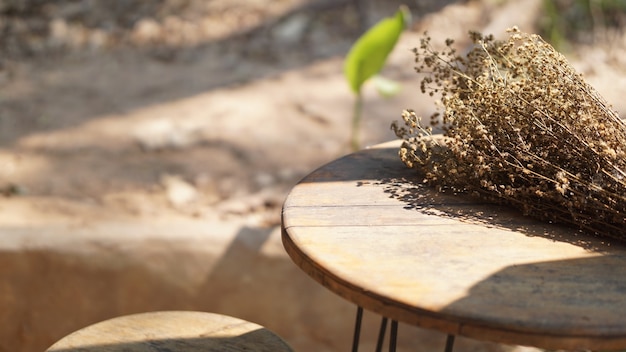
left=2, top=0, right=626, bottom=351
left=2, top=0, right=626, bottom=229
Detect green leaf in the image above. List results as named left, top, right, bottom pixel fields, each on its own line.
left=344, top=5, right=411, bottom=94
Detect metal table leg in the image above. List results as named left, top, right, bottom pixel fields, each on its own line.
left=445, top=334, right=456, bottom=352
left=351, top=305, right=456, bottom=352
left=351, top=306, right=364, bottom=352
left=375, top=317, right=388, bottom=352
left=389, top=320, right=398, bottom=352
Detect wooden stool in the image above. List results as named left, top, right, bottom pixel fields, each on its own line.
left=46, top=311, right=294, bottom=352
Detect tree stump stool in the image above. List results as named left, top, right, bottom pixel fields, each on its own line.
left=46, top=311, right=294, bottom=352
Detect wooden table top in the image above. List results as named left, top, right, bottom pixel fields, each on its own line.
left=281, top=140, right=626, bottom=351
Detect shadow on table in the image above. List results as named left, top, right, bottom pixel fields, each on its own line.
left=47, top=328, right=283, bottom=352
left=324, top=145, right=626, bottom=253
left=440, top=253, right=626, bottom=350
left=379, top=174, right=618, bottom=251
left=306, top=144, right=622, bottom=251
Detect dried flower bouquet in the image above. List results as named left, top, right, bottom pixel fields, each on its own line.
left=392, top=27, right=626, bottom=241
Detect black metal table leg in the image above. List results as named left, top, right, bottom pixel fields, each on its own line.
left=351, top=306, right=364, bottom=352
left=352, top=306, right=453, bottom=352
left=445, top=334, right=456, bottom=352
left=389, top=320, right=398, bottom=352
left=375, top=317, right=388, bottom=352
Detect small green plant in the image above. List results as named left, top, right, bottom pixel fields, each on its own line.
left=344, top=5, right=411, bottom=150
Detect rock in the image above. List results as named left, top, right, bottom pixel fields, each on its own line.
left=161, top=174, right=198, bottom=208
left=132, top=18, right=161, bottom=45
left=133, top=119, right=203, bottom=151
left=272, top=13, right=310, bottom=45
left=254, top=172, right=276, bottom=188
left=49, top=18, right=69, bottom=48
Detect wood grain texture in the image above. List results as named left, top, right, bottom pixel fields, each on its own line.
left=281, top=140, right=626, bottom=351
left=46, top=311, right=294, bottom=352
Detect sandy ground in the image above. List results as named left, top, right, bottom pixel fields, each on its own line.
left=2, top=0, right=626, bottom=351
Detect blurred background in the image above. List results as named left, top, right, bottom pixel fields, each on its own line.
left=0, top=1, right=625, bottom=351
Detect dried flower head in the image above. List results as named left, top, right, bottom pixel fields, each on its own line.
left=392, top=27, right=626, bottom=240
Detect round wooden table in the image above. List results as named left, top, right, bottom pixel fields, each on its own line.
left=281, top=140, right=626, bottom=351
